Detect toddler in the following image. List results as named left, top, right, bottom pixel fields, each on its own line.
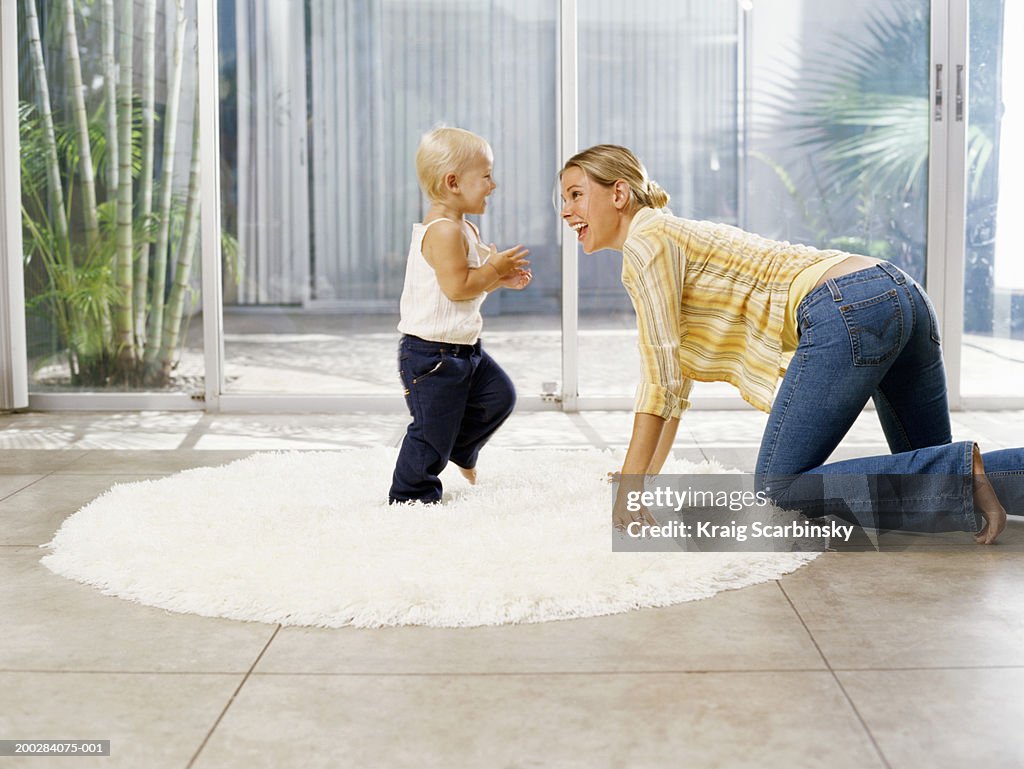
left=389, top=127, right=531, bottom=504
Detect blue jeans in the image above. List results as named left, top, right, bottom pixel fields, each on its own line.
left=389, top=335, right=516, bottom=504
left=756, top=262, right=1024, bottom=533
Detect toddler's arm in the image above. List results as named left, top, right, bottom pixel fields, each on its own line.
left=423, top=221, right=529, bottom=301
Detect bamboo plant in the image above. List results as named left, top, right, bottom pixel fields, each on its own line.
left=19, top=0, right=235, bottom=388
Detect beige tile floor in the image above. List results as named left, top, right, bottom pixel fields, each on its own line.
left=1, top=408, right=1023, bottom=769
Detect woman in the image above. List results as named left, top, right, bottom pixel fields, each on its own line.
left=559, top=144, right=1019, bottom=543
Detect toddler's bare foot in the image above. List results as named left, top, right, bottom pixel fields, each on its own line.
left=459, top=466, right=477, bottom=485
left=973, top=445, right=1006, bottom=545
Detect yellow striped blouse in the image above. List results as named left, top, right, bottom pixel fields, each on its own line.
left=621, top=207, right=853, bottom=418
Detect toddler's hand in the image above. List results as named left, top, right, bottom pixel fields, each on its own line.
left=487, top=244, right=530, bottom=278
left=500, top=268, right=532, bottom=290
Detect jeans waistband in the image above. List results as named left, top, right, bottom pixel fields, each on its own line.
left=821, top=261, right=907, bottom=303
left=401, top=334, right=481, bottom=357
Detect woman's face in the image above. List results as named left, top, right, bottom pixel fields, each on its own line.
left=559, top=166, right=624, bottom=253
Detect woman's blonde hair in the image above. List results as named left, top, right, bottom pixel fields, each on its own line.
left=560, top=144, right=670, bottom=210
left=416, top=126, right=492, bottom=201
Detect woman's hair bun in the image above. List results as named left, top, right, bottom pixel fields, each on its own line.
left=645, top=180, right=670, bottom=209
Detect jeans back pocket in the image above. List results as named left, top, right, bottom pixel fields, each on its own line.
left=839, top=289, right=904, bottom=366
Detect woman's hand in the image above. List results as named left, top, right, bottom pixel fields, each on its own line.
left=611, top=473, right=659, bottom=531
left=613, top=499, right=658, bottom=531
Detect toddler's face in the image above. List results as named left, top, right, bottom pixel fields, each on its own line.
left=457, top=152, right=496, bottom=214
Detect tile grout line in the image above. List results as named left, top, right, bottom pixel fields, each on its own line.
left=387, top=424, right=408, bottom=448
left=681, top=418, right=713, bottom=463
left=776, top=580, right=894, bottom=769
left=177, top=414, right=216, bottom=450
left=59, top=450, right=92, bottom=471
left=0, top=668, right=279, bottom=675
left=568, top=413, right=610, bottom=450
left=0, top=471, right=54, bottom=503
left=5, top=663, right=1024, bottom=677
left=247, top=668, right=843, bottom=678
left=185, top=624, right=282, bottom=769
left=9, top=472, right=173, bottom=477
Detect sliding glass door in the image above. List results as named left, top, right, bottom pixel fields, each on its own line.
left=574, top=0, right=738, bottom=403
left=960, top=0, right=1023, bottom=399
left=218, top=0, right=560, bottom=399
left=6, top=0, right=1020, bottom=410
left=16, top=0, right=203, bottom=397
left=576, top=0, right=932, bottom=405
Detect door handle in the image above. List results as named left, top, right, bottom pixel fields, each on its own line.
left=934, top=64, right=943, bottom=121
left=955, top=64, right=965, bottom=122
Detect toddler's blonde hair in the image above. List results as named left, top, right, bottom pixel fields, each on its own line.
left=561, top=144, right=670, bottom=211
left=416, top=126, right=492, bottom=201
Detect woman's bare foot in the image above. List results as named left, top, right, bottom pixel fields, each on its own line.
left=973, top=445, right=1007, bottom=545
left=459, top=466, right=477, bottom=485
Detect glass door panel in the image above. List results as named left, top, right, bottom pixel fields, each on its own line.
left=748, top=0, right=931, bottom=273
left=961, top=0, right=1024, bottom=397
left=576, top=0, right=932, bottom=403
left=747, top=0, right=930, bottom=281
left=576, top=0, right=740, bottom=400
left=219, top=0, right=560, bottom=397
left=747, top=0, right=931, bottom=404
left=19, top=0, right=203, bottom=393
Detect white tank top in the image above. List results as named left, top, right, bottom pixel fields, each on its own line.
left=397, top=218, right=491, bottom=344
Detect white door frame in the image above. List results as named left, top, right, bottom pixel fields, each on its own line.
left=0, top=0, right=28, bottom=412
left=928, top=0, right=970, bottom=410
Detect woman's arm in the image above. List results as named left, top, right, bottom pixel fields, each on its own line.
left=614, top=228, right=688, bottom=528
left=622, top=412, right=671, bottom=475
left=622, top=231, right=689, bottom=421
left=647, top=415, right=680, bottom=474
left=613, top=413, right=679, bottom=529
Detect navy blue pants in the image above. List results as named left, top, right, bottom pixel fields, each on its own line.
left=389, top=335, right=516, bottom=504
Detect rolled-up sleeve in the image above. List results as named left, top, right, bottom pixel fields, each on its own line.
left=622, top=231, right=692, bottom=420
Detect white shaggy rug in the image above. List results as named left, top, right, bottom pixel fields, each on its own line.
left=40, top=449, right=819, bottom=628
